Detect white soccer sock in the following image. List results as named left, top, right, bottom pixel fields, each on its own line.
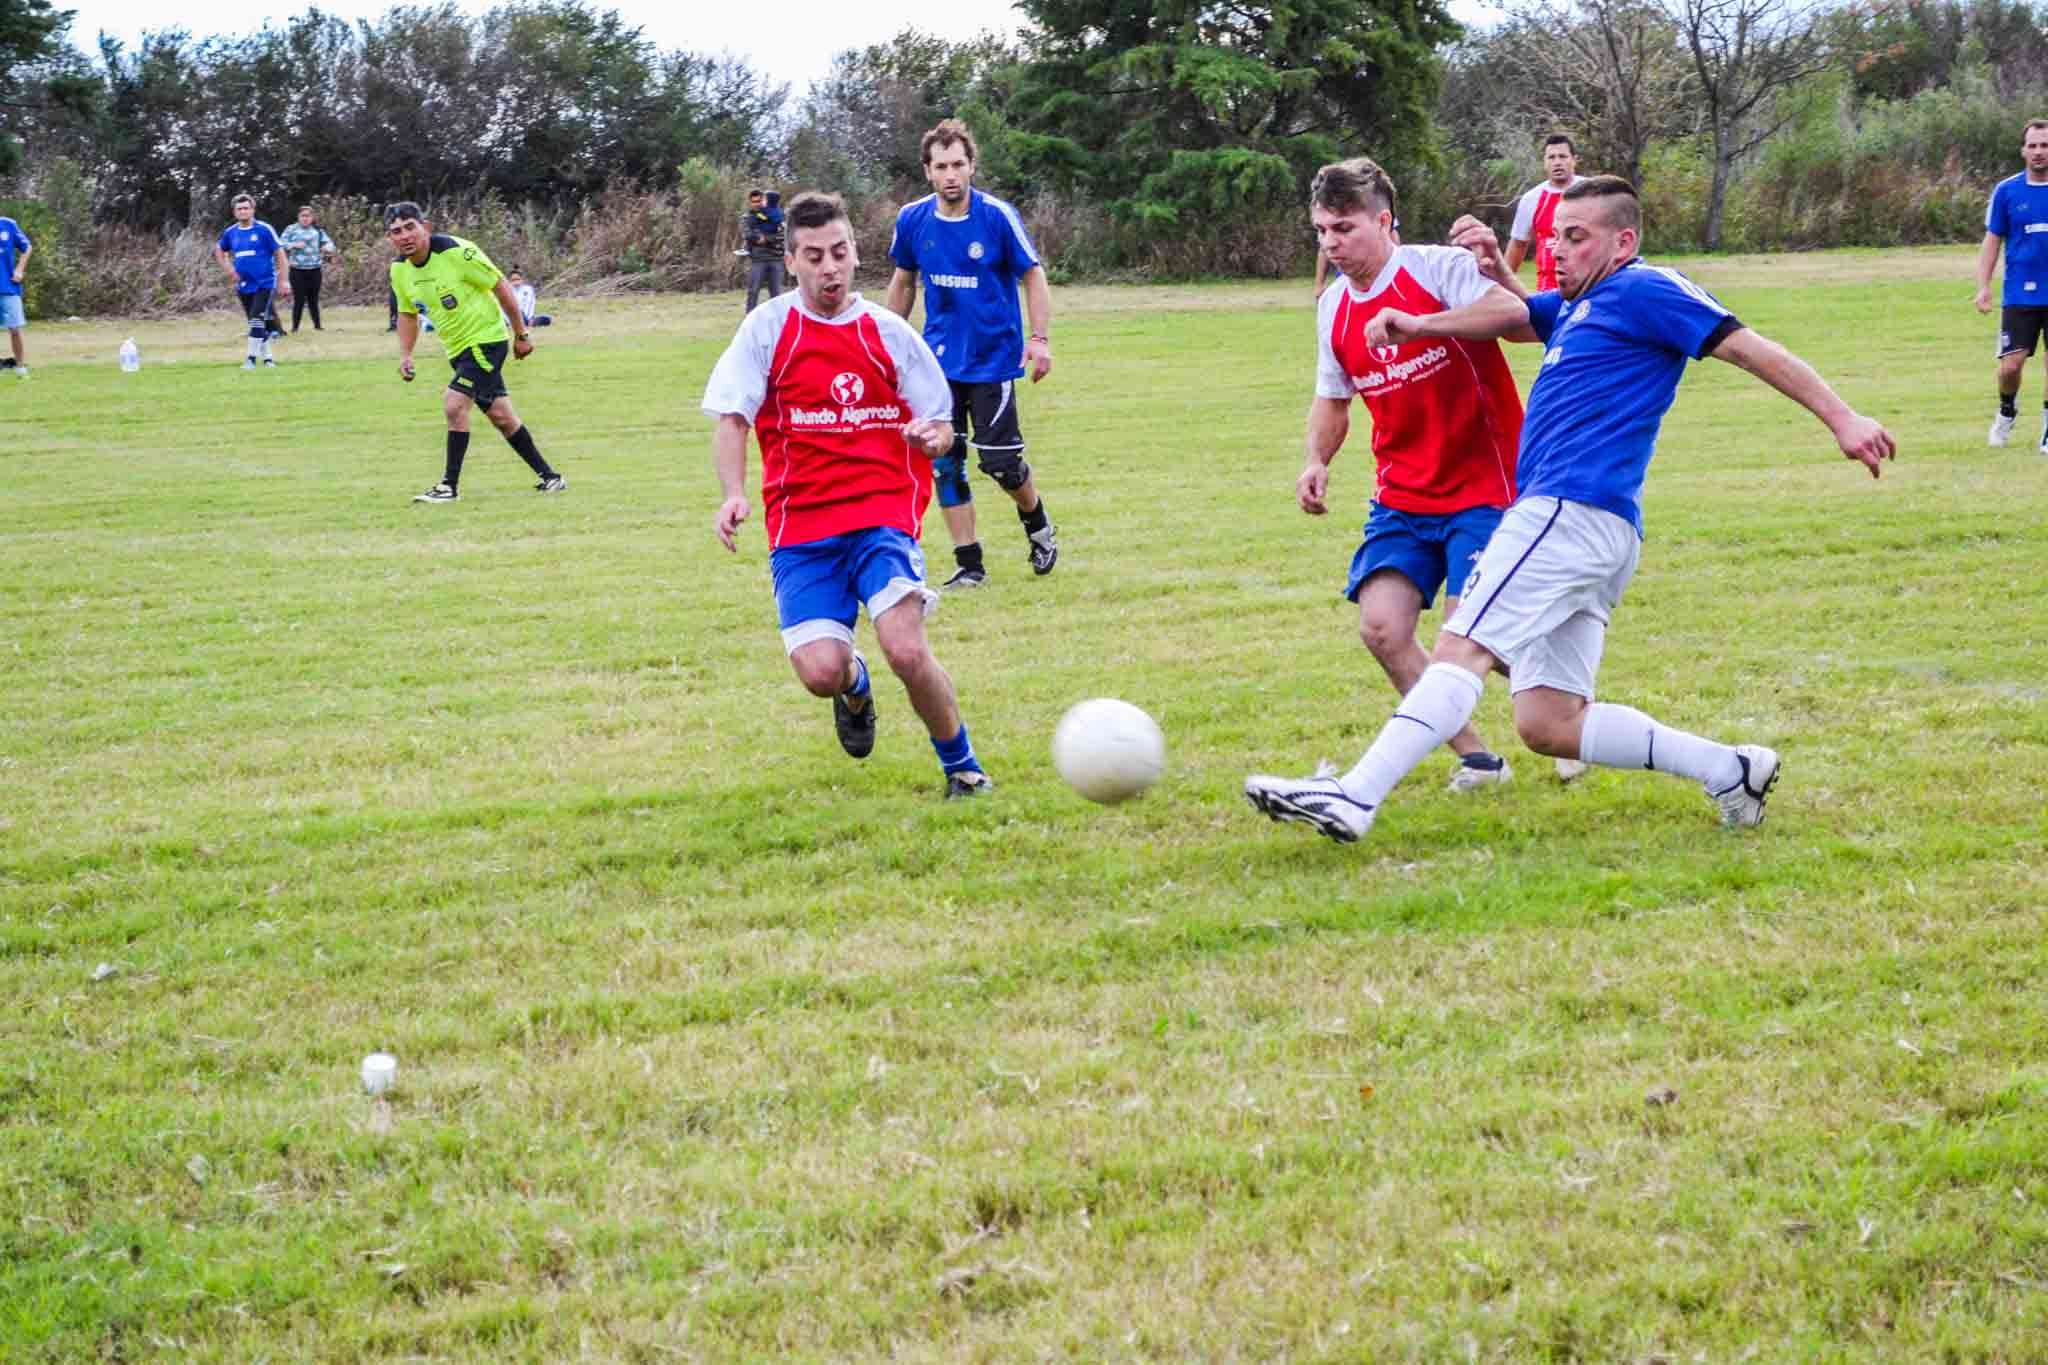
left=1577, top=702, right=1743, bottom=789
left=260, top=338, right=274, bottom=361
left=1339, top=663, right=1486, bottom=806
left=246, top=336, right=262, bottom=360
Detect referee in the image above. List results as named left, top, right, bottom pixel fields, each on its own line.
left=385, top=201, right=566, bottom=503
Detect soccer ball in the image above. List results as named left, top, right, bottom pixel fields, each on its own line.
left=1052, top=699, right=1166, bottom=804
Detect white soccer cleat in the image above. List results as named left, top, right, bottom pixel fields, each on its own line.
left=1555, top=757, right=1591, bottom=784
left=1447, top=753, right=1512, bottom=792
left=1244, top=764, right=1376, bottom=843
left=1990, top=411, right=2016, bottom=446
left=1708, top=744, right=1780, bottom=828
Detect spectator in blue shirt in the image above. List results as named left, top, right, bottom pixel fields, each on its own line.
left=0, top=214, right=33, bottom=378
left=213, top=195, right=291, bottom=368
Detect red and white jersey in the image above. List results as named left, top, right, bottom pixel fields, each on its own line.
left=702, top=293, right=951, bottom=549
left=1511, top=175, right=1584, bottom=291
left=1315, top=244, right=1523, bottom=516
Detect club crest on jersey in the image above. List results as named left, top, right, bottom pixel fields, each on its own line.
left=1370, top=343, right=1401, bottom=364
left=440, top=293, right=459, bottom=311
left=830, top=372, right=865, bottom=406
left=1571, top=300, right=1591, bottom=323
left=968, top=241, right=984, bottom=260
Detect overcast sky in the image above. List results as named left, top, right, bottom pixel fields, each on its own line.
left=58, top=0, right=1039, bottom=92
left=60, top=0, right=1497, bottom=91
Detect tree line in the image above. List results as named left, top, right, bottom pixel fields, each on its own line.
left=2, top=0, right=2047, bottom=317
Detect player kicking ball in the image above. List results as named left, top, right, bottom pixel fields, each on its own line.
left=384, top=201, right=565, bottom=503
left=1246, top=176, right=1895, bottom=842
left=701, top=192, right=994, bottom=800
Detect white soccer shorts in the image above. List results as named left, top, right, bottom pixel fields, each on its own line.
left=1444, top=496, right=1641, bottom=700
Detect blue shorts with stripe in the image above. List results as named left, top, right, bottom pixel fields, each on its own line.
left=1344, top=501, right=1504, bottom=609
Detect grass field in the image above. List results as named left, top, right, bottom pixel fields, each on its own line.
left=4, top=245, right=2046, bottom=1361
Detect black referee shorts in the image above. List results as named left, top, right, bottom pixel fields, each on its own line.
left=448, top=340, right=511, bottom=407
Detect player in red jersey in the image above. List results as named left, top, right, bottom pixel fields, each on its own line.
left=1506, top=134, right=1583, bottom=292
left=701, top=193, right=993, bottom=798
left=1294, top=157, right=1531, bottom=790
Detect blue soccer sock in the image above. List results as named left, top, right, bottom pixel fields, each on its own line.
left=845, top=653, right=871, bottom=699
left=932, top=724, right=979, bottom=775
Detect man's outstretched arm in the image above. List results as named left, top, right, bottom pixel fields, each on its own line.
left=1711, top=327, right=1897, bottom=477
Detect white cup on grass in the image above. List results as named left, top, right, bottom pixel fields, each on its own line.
left=361, top=1053, right=397, bottom=1095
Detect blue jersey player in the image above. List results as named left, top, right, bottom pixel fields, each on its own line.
left=213, top=195, right=290, bottom=369
left=1975, top=118, right=2048, bottom=450
left=0, top=212, right=33, bottom=377
left=1246, top=176, right=1896, bottom=844
left=886, top=119, right=1058, bottom=588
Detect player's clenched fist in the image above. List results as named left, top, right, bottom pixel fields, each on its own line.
left=1364, top=309, right=1424, bottom=349
left=1296, top=462, right=1330, bottom=516
left=1449, top=214, right=1508, bottom=278
left=902, top=418, right=953, bottom=458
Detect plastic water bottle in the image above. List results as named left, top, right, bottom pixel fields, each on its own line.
left=118, top=338, right=140, bottom=372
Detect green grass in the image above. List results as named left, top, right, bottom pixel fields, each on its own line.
left=4, top=246, right=2047, bottom=1360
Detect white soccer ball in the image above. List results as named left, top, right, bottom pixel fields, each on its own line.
left=1052, top=698, right=1167, bottom=804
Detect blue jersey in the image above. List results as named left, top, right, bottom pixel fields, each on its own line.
left=0, top=218, right=29, bottom=298
left=887, top=189, right=1040, bottom=384
left=1985, top=173, right=2048, bottom=307
left=217, top=221, right=282, bottom=293
left=1520, top=258, right=1738, bottom=536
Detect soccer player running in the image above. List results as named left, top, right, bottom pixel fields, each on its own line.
left=1974, top=118, right=2048, bottom=450
left=703, top=193, right=993, bottom=799
left=384, top=202, right=564, bottom=504
left=214, top=195, right=290, bottom=369
left=1302, top=158, right=1525, bottom=791
left=1246, top=176, right=1896, bottom=843
left=1505, top=134, right=1584, bottom=292
left=885, top=118, right=1058, bottom=589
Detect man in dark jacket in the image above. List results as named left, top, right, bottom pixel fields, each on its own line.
left=741, top=189, right=786, bottom=311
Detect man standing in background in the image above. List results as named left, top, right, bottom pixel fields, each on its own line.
left=741, top=189, right=786, bottom=311
left=1975, top=118, right=2048, bottom=450
left=1505, top=134, right=1583, bottom=291
left=0, top=211, right=32, bottom=378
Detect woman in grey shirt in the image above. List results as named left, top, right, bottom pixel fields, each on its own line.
left=278, top=206, right=336, bottom=332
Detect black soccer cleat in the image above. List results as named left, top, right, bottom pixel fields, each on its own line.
left=833, top=654, right=876, bottom=759
left=944, top=769, right=994, bottom=800
left=942, top=565, right=987, bottom=590
left=535, top=474, right=566, bottom=493
left=1027, top=524, right=1058, bottom=575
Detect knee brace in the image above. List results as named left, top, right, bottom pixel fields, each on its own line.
left=933, top=449, right=973, bottom=508
left=977, top=449, right=1032, bottom=492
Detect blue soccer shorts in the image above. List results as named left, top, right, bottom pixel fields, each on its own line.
left=1344, top=501, right=1505, bottom=609
left=769, top=526, right=937, bottom=654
